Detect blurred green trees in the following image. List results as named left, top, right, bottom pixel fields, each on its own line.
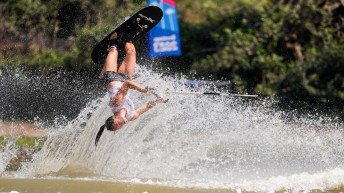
left=0, top=0, right=145, bottom=71
left=179, top=0, right=343, bottom=115
left=0, top=0, right=343, bottom=115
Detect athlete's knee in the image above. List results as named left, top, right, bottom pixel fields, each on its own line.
left=126, top=47, right=136, bottom=55
left=125, top=43, right=136, bottom=54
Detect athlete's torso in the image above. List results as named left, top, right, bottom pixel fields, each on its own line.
left=107, top=83, right=135, bottom=120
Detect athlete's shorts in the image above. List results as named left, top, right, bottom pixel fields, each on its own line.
left=103, top=71, right=130, bottom=86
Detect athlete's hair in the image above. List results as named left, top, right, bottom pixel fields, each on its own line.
left=95, top=116, right=114, bottom=147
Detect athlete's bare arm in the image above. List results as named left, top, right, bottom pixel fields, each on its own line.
left=130, top=98, right=168, bottom=121
left=112, top=80, right=152, bottom=107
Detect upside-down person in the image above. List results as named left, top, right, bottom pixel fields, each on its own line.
left=95, top=32, right=168, bottom=147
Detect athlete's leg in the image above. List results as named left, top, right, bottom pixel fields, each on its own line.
left=99, top=33, right=119, bottom=79
left=118, top=42, right=136, bottom=79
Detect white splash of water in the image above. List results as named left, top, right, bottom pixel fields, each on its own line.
left=17, top=66, right=344, bottom=191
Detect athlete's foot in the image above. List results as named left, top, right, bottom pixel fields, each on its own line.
left=122, top=32, right=134, bottom=44
left=110, top=32, right=118, bottom=40
left=109, top=32, right=134, bottom=49
left=108, top=32, right=119, bottom=49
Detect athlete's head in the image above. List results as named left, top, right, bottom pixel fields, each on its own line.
left=112, top=114, right=127, bottom=130
left=94, top=115, right=127, bottom=147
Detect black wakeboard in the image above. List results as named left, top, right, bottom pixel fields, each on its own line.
left=92, top=6, right=163, bottom=64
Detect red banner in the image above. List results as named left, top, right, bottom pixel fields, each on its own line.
left=163, top=0, right=176, bottom=7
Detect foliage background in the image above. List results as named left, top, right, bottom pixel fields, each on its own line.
left=0, top=0, right=343, bottom=118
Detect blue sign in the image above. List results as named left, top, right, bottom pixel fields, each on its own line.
left=147, top=0, right=182, bottom=57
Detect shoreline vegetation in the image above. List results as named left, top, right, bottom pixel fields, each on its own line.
left=0, top=120, right=47, bottom=171
left=0, top=0, right=343, bottom=120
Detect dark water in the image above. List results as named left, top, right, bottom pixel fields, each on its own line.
left=0, top=68, right=103, bottom=123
